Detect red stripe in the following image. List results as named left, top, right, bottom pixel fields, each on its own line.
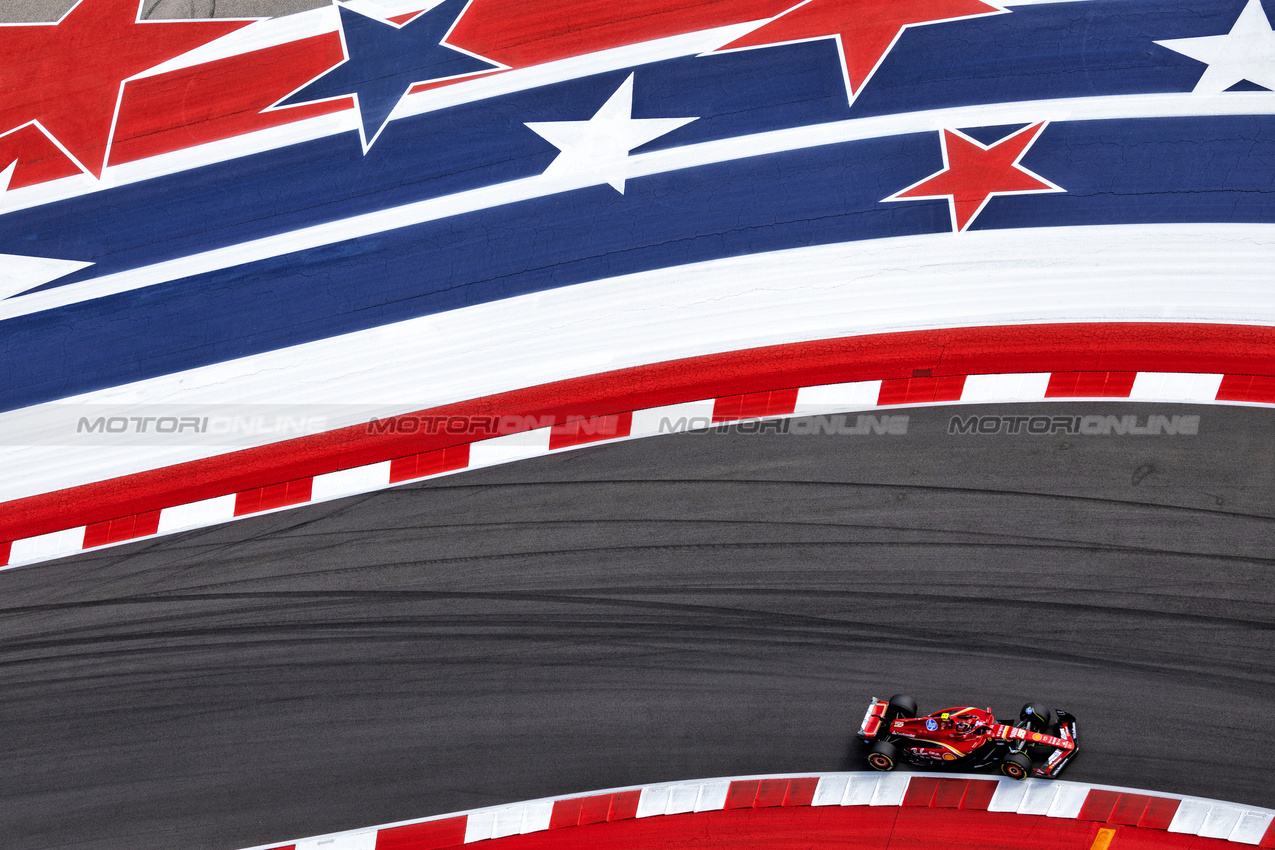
left=389, top=445, right=471, bottom=484
left=82, top=510, right=162, bottom=549
left=0, top=540, right=10, bottom=567
left=1137, top=797, right=1181, bottom=831
left=1107, top=793, right=1152, bottom=826
left=548, top=797, right=585, bottom=829
left=1077, top=789, right=1121, bottom=822
left=753, top=778, right=789, bottom=808
left=446, top=0, right=790, bottom=69
left=1045, top=371, right=1138, bottom=398
left=233, top=478, right=314, bottom=517
left=877, top=374, right=966, bottom=405
left=781, top=778, right=818, bottom=807
left=902, top=777, right=940, bottom=807
left=548, top=412, right=633, bottom=450
left=4, top=322, right=1275, bottom=544
left=1217, top=373, right=1275, bottom=403
left=724, top=779, right=761, bottom=809
left=373, top=815, right=467, bottom=849
left=712, top=388, right=799, bottom=422
left=607, top=790, right=642, bottom=821
left=958, top=780, right=997, bottom=810
left=929, top=779, right=969, bottom=808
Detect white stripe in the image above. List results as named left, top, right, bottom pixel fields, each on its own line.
left=1129, top=372, right=1225, bottom=402
left=961, top=373, right=1051, bottom=402
left=812, top=775, right=849, bottom=806
left=468, top=427, right=551, bottom=467
left=1199, top=803, right=1245, bottom=839
left=1231, top=810, right=1275, bottom=845
left=1168, top=799, right=1212, bottom=833
left=695, top=781, right=731, bottom=812
left=1017, top=780, right=1058, bottom=815
left=4, top=222, right=1274, bottom=504
left=841, top=773, right=880, bottom=806
left=156, top=494, right=238, bottom=534
left=794, top=381, right=882, bottom=413
left=636, top=785, right=672, bottom=818
left=9, top=87, right=1275, bottom=317
left=519, top=801, right=554, bottom=834
left=1045, top=783, right=1088, bottom=819
left=7, top=526, right=85, bottom=566
left=988, top=778, right=1029, bottom=812
left=463, top=809, right=495, bottom=842
left=311, top=462, right=393, bottom=501
left=295, top=830, right=377, bottom=850
left=869, top=774, right=909, bottom=806
left=631, top=401, right=716, bottom=437
left=665, top=784, right=701, bottom=815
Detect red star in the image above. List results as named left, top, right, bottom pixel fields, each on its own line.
left=0, top=0, right=249, bottom=179
left=719, top=0, right=1004, bottom=99
left=887, top=123, right=1061, bottom=232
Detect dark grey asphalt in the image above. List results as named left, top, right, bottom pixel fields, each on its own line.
left=2, top=402, right=1274, bottom=850
left=5, top=1, right=328, bottom=23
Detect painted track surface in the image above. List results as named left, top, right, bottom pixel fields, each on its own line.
left=3, top=402, right=1274, bottom=850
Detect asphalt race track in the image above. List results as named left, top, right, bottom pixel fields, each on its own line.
left=2, top=402, right=1274, bottom=850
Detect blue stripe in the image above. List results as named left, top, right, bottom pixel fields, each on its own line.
left=5, top=115, right=1275, bottom=412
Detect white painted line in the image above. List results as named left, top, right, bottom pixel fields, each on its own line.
left=988, top=778, right=1030, bottom=813
left=519, top=801, right=554, bottom=834
left=869, top=774, right=909, bottom=807
left=467, top=427, right=552, bottom=467
left=812, top=775, right=849, bottom=807
left=695, top=781, right=731, bottom=812
left=1168, top=799, right=1212, bottom=834
left=1129, top=372, right=1226, bottom=402
left=1017, top=780, right=1058, bottom=815
left=630, top=400, right=716, bottom=437
left=841, top=773, right=880, bottom=806
left=665, top=784, right=700, bottom=815
left=156, top=494, right=237, bottom=534
left=8, top=526, right=85, bottom=564
left=636, top=785, right=672, bottom=818
left=1045, top=782, right=1089, bottom=819
left=295, top=830, right=377, bottom=850
left=311, top=462, right=393, bottom=501
left=961, top=372, right=1052, bottom=402
left=1231, top=810, right=1274, bottom=845
left=793, top=380, right=882, bottom=413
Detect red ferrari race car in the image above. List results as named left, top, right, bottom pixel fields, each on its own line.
left=858, top=695, right=1078, bottom=780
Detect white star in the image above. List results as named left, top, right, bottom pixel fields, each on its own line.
left=1157, top=0, right=1275, bottom=93
left=525, top=74, right=697, bottom=193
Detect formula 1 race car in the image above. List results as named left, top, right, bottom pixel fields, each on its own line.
left=858, top=695, right=1078, bottom=780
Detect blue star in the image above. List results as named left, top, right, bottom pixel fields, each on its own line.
left=283, top=0, right=501, bottom=151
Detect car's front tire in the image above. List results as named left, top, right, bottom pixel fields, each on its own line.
left=867, top=740, right=901, bottom=771
left=1019, top=702, right=1053, bottom=732
left=1001, top=752, right=1032, bottom=780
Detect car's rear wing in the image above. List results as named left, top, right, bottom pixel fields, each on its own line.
left=858, top=698, right=889, bottom=740
left=1035, top=709, right=1079, bottom=778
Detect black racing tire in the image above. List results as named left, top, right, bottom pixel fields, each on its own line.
left=1001, top=751, right=1032, bottom=780
left=1020, top=702, right=1053, bottom=732
left=886, top=694, right=918, bottom=719
left=867, top=740, right=901, bottom=772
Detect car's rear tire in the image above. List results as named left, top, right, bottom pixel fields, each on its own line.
left=886, top=694, right=917, bottom=720
left=1001, top=752, right=1032, bottom=780
left=867, top=740, right=901, bottom=772
left=1020, top=702, right=1053, bottom=732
